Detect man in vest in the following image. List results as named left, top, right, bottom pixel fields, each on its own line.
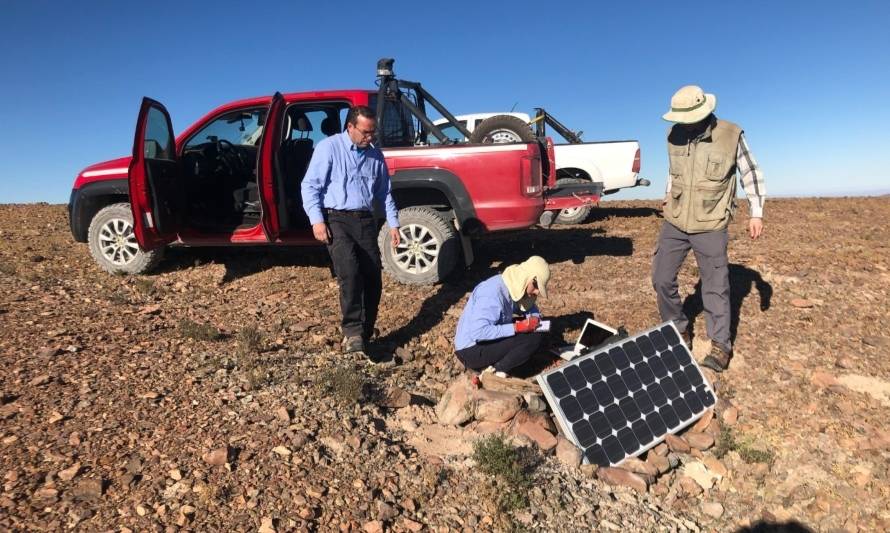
left=652, top=85, right=765, bottom=372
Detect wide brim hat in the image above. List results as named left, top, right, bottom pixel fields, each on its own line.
left=662, top=85, right=716, bottom=124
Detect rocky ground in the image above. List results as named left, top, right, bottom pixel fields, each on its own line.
left=0, top=198, right=888, bottom=532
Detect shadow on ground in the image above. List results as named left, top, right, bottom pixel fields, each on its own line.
left=379, top=230, right=633, bottom=348
left=682, top=263, right=773, bottom=345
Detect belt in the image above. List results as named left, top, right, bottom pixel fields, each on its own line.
left=325, top=208, right=374, bottom=218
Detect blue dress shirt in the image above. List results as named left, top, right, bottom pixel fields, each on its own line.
left=301, top=131, right=400, bottom=228
left=454, top=275, right=541, bottom=351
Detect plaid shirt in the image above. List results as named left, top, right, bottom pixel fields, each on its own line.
left=666, top=132, right=766, bottom=218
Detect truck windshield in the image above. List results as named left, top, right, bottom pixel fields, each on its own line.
left=184, top=108, right=267, bottom=149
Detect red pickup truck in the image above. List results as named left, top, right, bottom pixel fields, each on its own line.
left=69, top=73, right=600, bottom=284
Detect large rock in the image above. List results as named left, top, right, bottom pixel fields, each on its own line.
left=665, top=434, right=691, bottom=454
left=473, top=389, right=521, bottom=423
left=513, top=419, right=557, bottom=451
left=684, top=431, right=715, bottom=450
left=620, top=457, right=659, bottom=477
left=512, top=409, right=557, bottom=434
left=555, top=436, right=582, bottom=468
left=435, top=376, right=474, bottom=426
left=682, top=460, right=721, bottom=490
left=598, top=467, right=648, bottom=493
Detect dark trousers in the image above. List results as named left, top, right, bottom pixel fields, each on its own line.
left=326, top=211, right=382, bottom=339
left=651, top=221, right=731, bottom=351
left=455, top=332, right=545, bottom=373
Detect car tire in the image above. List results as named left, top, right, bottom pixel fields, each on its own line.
left=469, top=115, right=536, bottom=144
left=379, top=207, right=459, bottom=285
left=87, top=202, right=164, bottom=275
left=553, top=177, right=594, bottom=225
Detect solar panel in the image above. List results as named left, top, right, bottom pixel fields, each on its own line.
left=537, top=322, right=717, bottom=466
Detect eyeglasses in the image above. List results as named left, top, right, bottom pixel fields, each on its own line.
left=352, top=126, right=376, bottom=138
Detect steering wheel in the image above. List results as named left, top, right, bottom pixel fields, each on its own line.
left=215, top=139, right=246, bottom=175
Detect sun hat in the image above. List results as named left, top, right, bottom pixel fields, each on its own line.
left=662, top=85, right=717, bottom=124
left=502, top=255, right=550, bottom=300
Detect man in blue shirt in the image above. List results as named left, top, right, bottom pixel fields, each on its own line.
left=301, top=105, right=400, bottom=354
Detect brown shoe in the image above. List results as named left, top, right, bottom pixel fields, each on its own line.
left=342, top=336, right=365, bottom=354
left=701, top=344, right=731, bottom=372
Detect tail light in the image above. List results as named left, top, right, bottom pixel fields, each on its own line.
left=520, top=147, right=542, bottom=197
left=632, top=147, right=641, bottom=173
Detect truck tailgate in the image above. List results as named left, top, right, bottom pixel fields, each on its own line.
left=543, top=181, right=603, bottom=210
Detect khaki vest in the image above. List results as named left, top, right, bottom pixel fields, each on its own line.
left=664, top=118, right=742, bottom=233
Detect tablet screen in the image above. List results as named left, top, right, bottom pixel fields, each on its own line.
left=578, top=320, right=616, bottom=349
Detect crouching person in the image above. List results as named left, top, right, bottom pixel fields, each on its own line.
left=454, top=256, right=551, bottom=377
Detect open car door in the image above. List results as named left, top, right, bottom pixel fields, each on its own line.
left=256, top=92, right=286, bottom=240
left=128, top=97, right=184, bottom=250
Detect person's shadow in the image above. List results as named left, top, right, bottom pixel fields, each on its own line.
left=377, top=228, right=633, bottom=349
left=682, top=263, right=772, bottom=345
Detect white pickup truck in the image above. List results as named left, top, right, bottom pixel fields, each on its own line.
left=433, top=112, right=649, bottom=223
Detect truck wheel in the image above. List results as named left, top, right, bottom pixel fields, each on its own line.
left=379, top=207, right=459, bottom=285
left=87, top=203, right=164, bottom=275
left=553, top=177, right=593, bottom=225
left=469, top=115, right=536, bottom=144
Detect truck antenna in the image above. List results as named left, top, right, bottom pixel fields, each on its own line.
left=509, top=102, right=519, bottom=112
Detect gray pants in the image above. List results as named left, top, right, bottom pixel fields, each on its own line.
left=651, top=221, right=731, bottom=352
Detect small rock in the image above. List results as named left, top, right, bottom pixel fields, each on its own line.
left=136, top=505, right=148, bottom=516
left=139, top=304, right=162, bottom=315
left=202, top=447, right=229, bottom=466
left=272, top=446, right=291, bottom=457
left=396, top=346, right=414, bottom=362
left=523, top=393, right=547, bottom=412
left=363, top=520, right=384, bottom=533
left=620, top=457, right=658, bottom=477
left=400, top=518, right=423, bottom=532
left=790, top=298, right=814, bottom=309
left=702, top=456, right=728, bottom=477
left=379, top=387, right=411, bottom=409
left=259, top=517, right=277, bottom=533
left=701, top=501, right=724, bottom=518
left=555, top=436, right=582, bottom=468
left=646, top=454, right=671, bottom=475
left=47, top=411, right=65, bottom=424
left=682, top=461, right=719, bottom=490
left=691, top=409, right=714, bottom=432
left=676, top=475, right=703, bottom=497
left=37, top=347, right=60, bottom=358
left=72, top=478, right=103, bottom=501
left=275, top=406, right=291, bottom=422
left=32, top=487, right=59, bottom=504
left=685, top=431, right=715, bottom=450
left=29, top=374, right=51, bottom=386
left=579, top=464, right=599, bottom=477
left=862, top=336, right=890, bottom=348
left=811, top=371, right=837, bottom=388
left=377, top=501, right=399, bottom=521
left=835, top=356, right=855, bottom=369
left=598, top=467, right=648, bottom=493
left=58, top=463, right=82, bottom=481
left=721, top=406, right=739, bottom=426
left=169, top=468, right=182, bottom=481
left=665, top=434, right=691, bottom=454
left=652, top=443, right=669, bottom=457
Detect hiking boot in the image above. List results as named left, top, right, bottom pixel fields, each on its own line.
left=342, top=335, right=365, bottom=354
left=701, top=344, right=732, bottom=372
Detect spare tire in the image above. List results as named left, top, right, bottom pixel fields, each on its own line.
left=469, top=115, right=536, bottom=144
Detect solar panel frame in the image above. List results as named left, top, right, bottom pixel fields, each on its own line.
left=537, top=321, right=717, bottom=466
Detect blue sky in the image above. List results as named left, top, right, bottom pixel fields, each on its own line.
left=1, top=0, right=888, bottom=204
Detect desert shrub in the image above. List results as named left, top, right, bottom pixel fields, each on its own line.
left=179, top=319, right=222, bottom=341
